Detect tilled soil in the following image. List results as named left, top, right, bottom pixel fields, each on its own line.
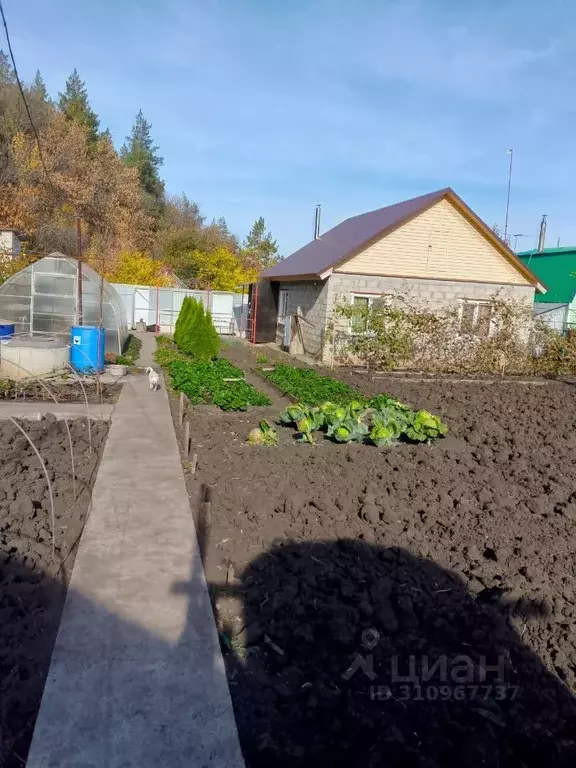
left=0, top=416, right=108, bottom=768
left=0, top=379, right=122, bottom=404
left=177, top=351, right=576, bottom=767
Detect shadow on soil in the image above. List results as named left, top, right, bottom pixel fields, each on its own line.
left=4, top=537, right=576, bottom=768
left=214, top=538, right=576, bottom=768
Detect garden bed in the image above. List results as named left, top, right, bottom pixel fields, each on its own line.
left=0, top=379, right=122, bottom=404
left=174, top=358, right=576, bottom=766
left=0, top=416, right=109, bottom=767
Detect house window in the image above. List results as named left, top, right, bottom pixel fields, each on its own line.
left=459, top=299, right=492, bottom=338
left=350, top=293, right=389, bottom=333
left=278, top=289, right=289, bottom=324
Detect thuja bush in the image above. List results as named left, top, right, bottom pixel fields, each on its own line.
left=173, top=298, right=220, bottom=360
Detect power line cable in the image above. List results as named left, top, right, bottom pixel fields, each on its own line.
left=0, top=0, right=54, bottom=189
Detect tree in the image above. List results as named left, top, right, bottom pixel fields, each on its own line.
left=121, top=110, right=164, bottom=212
left=174, top=246, right=257, bottom=290
left=30, top=70, right=48, bottom=100
left=11, top=115, right=155, bottom=255
left=0, top=50, right=15, bottom=85
left=58, top=69, right=99, bottom=143
left=242, top=216, right=279, bottom=271
left=99, top=251, right=174, bottom=287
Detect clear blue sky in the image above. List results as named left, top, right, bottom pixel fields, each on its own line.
left=2, top=0, right=575, bottom=255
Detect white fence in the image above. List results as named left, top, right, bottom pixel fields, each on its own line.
left=111, top=283, right=249, bottom=336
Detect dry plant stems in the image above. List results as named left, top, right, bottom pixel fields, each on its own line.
left=327, top=290, right=576, bottom=377
left=0, top=409, right=56, bottom=562
left=64, top=361, right=92, bottom=454
left=2, top=359, right=77, bottom=499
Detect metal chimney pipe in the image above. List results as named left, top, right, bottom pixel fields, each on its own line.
left=537, top=214, right=547, bottom=252
left=314, top=204, right=322, bottom=239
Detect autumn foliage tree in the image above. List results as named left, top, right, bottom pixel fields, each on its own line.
left=0, top=52, right=280, bottom=289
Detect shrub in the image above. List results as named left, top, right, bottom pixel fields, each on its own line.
left=122, top=334, right=142, bottom=364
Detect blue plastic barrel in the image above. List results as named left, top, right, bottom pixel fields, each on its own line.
left=0, top=322, right=15, bottom=341
left=70, top=325, right=105, bottom=373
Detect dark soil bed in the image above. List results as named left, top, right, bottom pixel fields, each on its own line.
left=0, top=416, right=108, bottom=768
left=0, top=379, right=122, bottom=404
left=173, top=349, right=576, bottom=767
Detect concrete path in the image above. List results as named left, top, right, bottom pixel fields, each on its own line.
left=0, top=402, right=114, bottom=420
left=27, top=371, right=245, bottom=766
left=134, top=330, right=157, bottom=369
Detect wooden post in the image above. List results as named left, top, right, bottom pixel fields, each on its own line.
left=183, top=420, right=190, bottom=457
left=179, top=391, right=185, bottom=426
left=191, top=452, right=198, bottom=474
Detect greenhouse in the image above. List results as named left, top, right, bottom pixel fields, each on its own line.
left=0, top=253, right=128, bottom=353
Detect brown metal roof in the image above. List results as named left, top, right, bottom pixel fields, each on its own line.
left=261, top=187, right=544, bottom=290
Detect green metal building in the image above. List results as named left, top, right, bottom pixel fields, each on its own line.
left=517, top=247, right=576, bottom=329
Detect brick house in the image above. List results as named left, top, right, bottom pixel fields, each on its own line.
left=260, top=188, right=545, bottom=363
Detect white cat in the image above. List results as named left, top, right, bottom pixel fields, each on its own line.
left=145, top=367, right=160, bottom=391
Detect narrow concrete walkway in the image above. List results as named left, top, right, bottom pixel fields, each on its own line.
left=0, top=402, right=114, bottom=420
left=27, top=371, right=245, bottom=766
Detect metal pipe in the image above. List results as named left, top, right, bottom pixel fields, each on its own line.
left=504, top=149, right=513, bottom=244
left=76, top=217, right=83, bottom=325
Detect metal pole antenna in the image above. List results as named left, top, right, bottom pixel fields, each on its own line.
left=76, top=217, right=83, bottom=325
left=504, top=148, right=513, bottom=244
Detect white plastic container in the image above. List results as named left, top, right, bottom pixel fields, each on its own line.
left=0, top=338, right=69, bottom=381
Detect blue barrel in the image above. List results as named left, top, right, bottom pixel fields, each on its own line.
left=0, top=322, right=15, bottom=341
left=70, top=326, right=105, bottom=373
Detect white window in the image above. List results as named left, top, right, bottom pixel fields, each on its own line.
left=458, top=299, right=492, bottom=338
left=350, top=293, right=390, bottom=333
left=278, top=289, right=289, bottom=324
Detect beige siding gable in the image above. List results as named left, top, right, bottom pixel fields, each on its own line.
left=336, top=198, right=530, bottom=285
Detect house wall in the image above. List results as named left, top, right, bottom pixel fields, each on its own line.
left=324, top=273, right=536, bottom=363
left=337, top=198, right=531, bottom=286
left=0, top=231, right=20, bottom=259
left=276, top=280, right=332, bottom=358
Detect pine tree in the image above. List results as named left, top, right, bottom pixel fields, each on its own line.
left=121, top=110, right=164, bottom=211
left=0, top=50, right=15, bottom=85
left=30, top=70, right=48, bottom=100
left=58, top=68, right=99, bottom=143
left=243, top=217, right=279, bottom=270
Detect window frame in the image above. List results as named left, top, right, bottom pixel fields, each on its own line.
left=349, top=292, right=391, bottom=335
left=458, top=298, right=493, bottom=339
left=277, top=289, right=289, bottom=325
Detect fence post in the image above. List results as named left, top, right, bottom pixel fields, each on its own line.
left=183, top=420, right=190, bottom=458
left=179, top=391, right=185, bottom=427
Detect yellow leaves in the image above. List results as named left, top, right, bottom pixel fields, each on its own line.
left=187, top=246, right=257, bottom=291
left=0, top=253, right=39, bottom=286
left=94, top=251, right=175, bottom=287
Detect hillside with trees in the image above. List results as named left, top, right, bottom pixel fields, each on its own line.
left=0, top=52, right=280, bottom=288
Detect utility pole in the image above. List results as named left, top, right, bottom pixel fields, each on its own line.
left=504, top=148, right=514, bottom=244
left=76, top=217, right=83, bottom=325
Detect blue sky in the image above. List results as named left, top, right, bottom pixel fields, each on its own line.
left=2, top=0, right=575, bottom=254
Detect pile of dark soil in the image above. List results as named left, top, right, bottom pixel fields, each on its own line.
left=177, top=370, right=576, bottom=767
left=0, top=379, right=121, bottom=404
left=0, top=416, right=108, bottom=768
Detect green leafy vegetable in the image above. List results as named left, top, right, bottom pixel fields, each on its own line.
left=262, top=364, right=365, bottom=406
left=247, top=419, right=278, bottom=445
left=167, top=359, right=271, bottom=411
left=404, top=410, right=448, bottom=442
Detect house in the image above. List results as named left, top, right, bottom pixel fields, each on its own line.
left=517, top=247, right=576, bottom=333
left=259, top=187, right=545, bottom=362
left=0, top=227, right=22, bottom=259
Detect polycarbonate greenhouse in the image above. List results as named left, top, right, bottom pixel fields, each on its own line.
left=0, top=253, right=128, bottom=353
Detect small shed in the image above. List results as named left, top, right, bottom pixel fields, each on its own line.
left=0, top=253, right=128, bottom=353
left=518, top=247, right=576, bottom=332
